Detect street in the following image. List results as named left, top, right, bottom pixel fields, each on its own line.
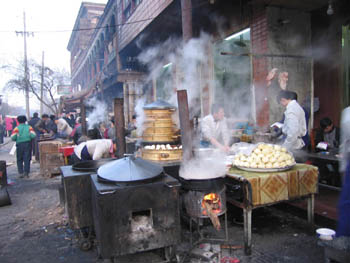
left=0, top=137, right=332, bottom=263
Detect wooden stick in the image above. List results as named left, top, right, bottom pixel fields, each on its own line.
left=204, top=202, right=221, bottom=231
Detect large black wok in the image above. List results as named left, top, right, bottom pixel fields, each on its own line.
left=72, top=158, right=117, bottom=172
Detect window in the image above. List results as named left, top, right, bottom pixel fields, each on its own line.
left=213, top=28, right=252, bottom=120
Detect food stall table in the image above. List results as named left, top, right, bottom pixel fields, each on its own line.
left=306, top=151, right=340, bottom=188
left=226, top=164, right=319, bottom=255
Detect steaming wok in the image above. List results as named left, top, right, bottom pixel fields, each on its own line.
left=72, top=158, right=117, bottom=172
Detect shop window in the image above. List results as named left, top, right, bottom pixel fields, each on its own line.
left=213, top=28, right=252, bottom=120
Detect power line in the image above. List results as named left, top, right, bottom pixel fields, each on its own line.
left=0, top=17, right=157, bottom=34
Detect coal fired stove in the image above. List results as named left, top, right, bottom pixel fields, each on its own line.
left=180, top=177, right=228, bottom=244
left=91, top=156, right=181, bottom=260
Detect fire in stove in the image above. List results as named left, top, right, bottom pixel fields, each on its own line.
left=202, top=193, right=222, bottom=216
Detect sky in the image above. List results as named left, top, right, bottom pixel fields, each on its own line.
left=0, top=0, right=108, bottom=110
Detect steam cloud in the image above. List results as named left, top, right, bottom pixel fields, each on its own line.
left=134, top=98, right=146, bottom=137
left=86, top=97, right=108, bottom=130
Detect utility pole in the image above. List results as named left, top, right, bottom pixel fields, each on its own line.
left=40, top=51, right=44, bottom=116
left=23, top=11, right=30, bottom=119
left=16, top=11, right=33, bottom=119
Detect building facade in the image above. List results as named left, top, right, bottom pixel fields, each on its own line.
left=66, top=0, right=350, bottom=129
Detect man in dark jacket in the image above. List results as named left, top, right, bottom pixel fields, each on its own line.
left=11, top=115, right=36, bottom=178
left=28, top=112, right=40, bottom=157
left=315, top=117, right=340, bottom=151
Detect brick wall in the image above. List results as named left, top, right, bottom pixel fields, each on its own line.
left=251, top=9, right=269, bottom=127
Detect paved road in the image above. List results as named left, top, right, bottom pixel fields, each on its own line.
left=0, top=137, right=331, bottom=263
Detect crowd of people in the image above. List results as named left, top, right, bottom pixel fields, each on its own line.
left=8, top=111, right=138, bottom=177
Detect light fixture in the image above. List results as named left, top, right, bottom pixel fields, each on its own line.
left=327, top=0, right=334, bottom=16
left=163, top=62, right=172, bottom=69
left=225, top=28, right=250, bottom=41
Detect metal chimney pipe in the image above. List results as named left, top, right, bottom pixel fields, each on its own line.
left=114, top=98, right=126, bottom=158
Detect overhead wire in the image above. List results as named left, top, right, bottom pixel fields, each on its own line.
left=0, top=0, right=210, bottom=34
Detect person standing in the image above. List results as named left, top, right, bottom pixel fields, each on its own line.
left=28, top=112, right=41, bottom=158
left=200, top=104, right=230, bottom=153
left=276, top=90, right=307, bottom=151
left=55, top=117, right=72, bottom=139
left=337, top=106, right=350, bottom=237
left=11, top=115, right=36, bottom=178
left=0, top=119, right=5, bottom=144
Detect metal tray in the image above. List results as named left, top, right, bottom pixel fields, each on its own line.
left=235, top=164, right=295, bottom=173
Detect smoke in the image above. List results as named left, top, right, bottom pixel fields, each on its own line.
left=138, top=33, right=212, bottom=119
left=179, top=150, right=227, bottom=180
left=134, top=98, right=146, bottom=137
left=86, top=97, right=108, bottom=130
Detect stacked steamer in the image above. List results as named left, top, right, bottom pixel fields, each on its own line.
left=233, top=143, right=295, bottom=169
left=141, top=100, right=182, bottom=162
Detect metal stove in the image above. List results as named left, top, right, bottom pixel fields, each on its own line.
left=91, top=156, right=181, bottom=261
left=60, top=158, right=115, bottom=250
left=180, top=177, right=228, bottom=244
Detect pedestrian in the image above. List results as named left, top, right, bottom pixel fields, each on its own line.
left=11, top=118, right=17, bottom=133
left=28, top=112, right=41, bottom=157
left=55, top=117, right=72, bottom=139
left=47, top=115, right=58, bottom=138
left=0, top=119, right=5, bottom=144
left=337, top=106, right=350, bottom=237
left=11, top=115, right=36, bottom=178
left=71, top=117, right=83, bottom=144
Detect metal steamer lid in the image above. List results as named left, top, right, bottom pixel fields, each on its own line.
left=143, top=99, right=176, bottom=110
left=97, top=155, right=164, bottom=183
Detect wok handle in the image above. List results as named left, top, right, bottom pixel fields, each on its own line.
left=100, top=190, right=116, bottom=195
left=164, top=181, right=181, bottom=188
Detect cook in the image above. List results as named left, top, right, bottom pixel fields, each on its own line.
left=200, top=104, right=230, bottom=153
left=72, top=139, right=116, bottom=163
left=276, top=90, right=307, bottom=151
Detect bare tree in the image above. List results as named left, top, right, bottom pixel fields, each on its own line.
left=3, top=59, right=70, bottom=115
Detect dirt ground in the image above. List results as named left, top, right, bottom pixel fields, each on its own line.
left=0, top=137, right=335, bottom=263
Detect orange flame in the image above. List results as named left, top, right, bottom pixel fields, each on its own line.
left=202, top=193, right=221, bottom=215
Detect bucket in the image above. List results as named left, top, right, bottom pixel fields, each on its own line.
left=0, top=187, right=11, bottom=207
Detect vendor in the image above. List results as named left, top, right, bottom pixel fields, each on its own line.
left=72, top=139, right=116, bottom=163
left=200, top=104, right=230, bottom=153
left=315, top=117, right=340, bottom=150
left=277, top=90, right=307, bottom=151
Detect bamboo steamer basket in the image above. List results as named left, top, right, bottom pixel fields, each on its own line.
left=144, top=109, right=174, bottom=120
left=144, top=119, right=174, bottom=128
left=142, top=100, right=178, bottom=143
left=143, top=126, right=175, bottom=134
left=142, top=134, right=179, bottom=143
left=142, top=148, right=183, bottom=161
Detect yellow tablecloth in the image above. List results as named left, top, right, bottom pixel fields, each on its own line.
left=227, top=164, right=319, bottom=206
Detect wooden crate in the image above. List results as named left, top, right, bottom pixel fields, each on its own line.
left=39, top=141, right=64, bottom=177
left=40, top=152, right=64, bottom=177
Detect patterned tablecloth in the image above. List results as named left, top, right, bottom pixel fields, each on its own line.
left=227, top=164, right=319, bottom=206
